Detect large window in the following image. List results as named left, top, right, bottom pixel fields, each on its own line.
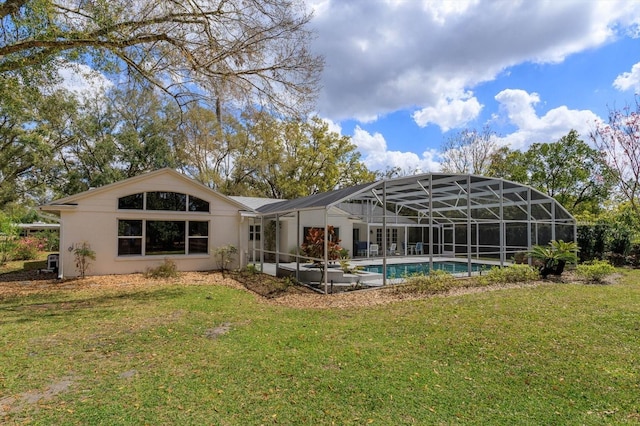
left=146, top=221, right=186, bottom=255
left=188, top=221, right=209, bottom=253
left=118, top=219, right=208, bottom=256
left=118, top=220, right=143, bottom=255
left=147, top=192, right=186, bottom=211
left=118, top=193, right=143, bottom=210
left=118, top=192, right=209, bottom=212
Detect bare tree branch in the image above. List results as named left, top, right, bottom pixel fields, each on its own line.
left=0, top=0, right=323, bottom=116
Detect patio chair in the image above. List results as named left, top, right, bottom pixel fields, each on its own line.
left=387, top=242, right=397, bottom=255
left=355, top=241, right=368, bottom=257
left=369, top=243, right=379, bottom=256
left=415, top=242, right=424, bottom=255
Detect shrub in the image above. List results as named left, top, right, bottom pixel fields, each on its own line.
left=396, top=270, right=457, bottom=294
left=215, top=245, right=238, bottom=271
left=146, top=258, right=179, bottom=279
left=35, top=230, right=60, bottom=251
left=74, top=242, right=96, bottom=278
left=300, top=226, right=342, bottom=265
left=0, top=214, right=18, bottom=265
left=339, top=257, right=363, bottom=274
left=628, top=244, right=640, bottom=268
left=244, top=263, right=260, bottom=275
left=477, top=264, right=540, bottom=285
left=11, top=236, right=45, bottom=260
left=576, top=260, right=616, bottom=283
left=528, top=240, right=579, bottom=278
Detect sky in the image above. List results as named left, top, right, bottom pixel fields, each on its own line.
left=306, top=0, right=640, bottom=174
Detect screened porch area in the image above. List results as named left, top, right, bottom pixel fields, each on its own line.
left=248, top=173, right=576, bottom=291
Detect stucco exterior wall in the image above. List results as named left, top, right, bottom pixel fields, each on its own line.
left=273, top=209, right=355, bottom=260
left=53, top=172, right=245, bottom=278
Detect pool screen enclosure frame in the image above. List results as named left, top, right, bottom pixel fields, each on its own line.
left=253, top=173, right=577, bottom=290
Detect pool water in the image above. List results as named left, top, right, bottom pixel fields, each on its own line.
left=363, top=261, right=483, bottom=278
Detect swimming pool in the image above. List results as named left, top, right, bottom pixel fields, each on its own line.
left=363, top=261, right=483, bottom=278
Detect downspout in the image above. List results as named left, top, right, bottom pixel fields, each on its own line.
left=239, top=214, right=245, bottom=269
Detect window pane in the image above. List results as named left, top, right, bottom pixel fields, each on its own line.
left=118, top=220, right=142, bottom=236
left=118, top=193, right=143, bottom=210
left=189, top=238, right=208, bottom=254
left=189, top=221, right=209, bottom=236
left=189, top=196, right=210, bottom=212
left=146, top=192, right=186, bottom=211
left=250, top=225, right=261, bottom=241
left=146, top=221, right=185, bottom=255
left=118, top=238, right=142, bottom=255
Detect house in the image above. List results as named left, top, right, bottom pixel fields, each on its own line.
left=39, top=168, right=254, bottom=277
left=40, top=168, right=577, bottom=283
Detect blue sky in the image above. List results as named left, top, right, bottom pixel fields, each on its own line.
left=308, top=0, right=640, bottom=173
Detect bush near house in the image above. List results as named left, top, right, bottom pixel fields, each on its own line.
left=576, top=260, right=616, bottom=283
left=11, top=236, right=45, bottom=261
left=528, top=240, right=579, bottom=278
left=477, top=264, right=540, bottom=285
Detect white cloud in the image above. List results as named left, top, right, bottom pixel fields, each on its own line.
left=493, top=89, right=601, bottom=150
left=613, top=62, right=640, bottom=92
left=312, top=0, right=640, bottom=122
left=352, top=126, right=441, bottom=173
left=56, top=63, right=112, bottom=99
left=412, top=93, right=483, bottom=131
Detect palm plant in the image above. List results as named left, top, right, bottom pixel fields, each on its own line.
left=528, top=240, right=579, bottom=278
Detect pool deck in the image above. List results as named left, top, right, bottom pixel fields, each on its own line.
left=260, top=256, right=510, bottom=288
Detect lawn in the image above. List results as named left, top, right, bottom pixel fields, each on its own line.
left=1, top=269, right=639, bottom=424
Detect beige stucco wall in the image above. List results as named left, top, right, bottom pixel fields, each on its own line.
left=54, top=172, right=246, bottom=278
left=272, top=208, right=355, bottom=261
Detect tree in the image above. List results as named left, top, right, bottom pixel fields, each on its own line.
left=49, top=84, right=181, bottom=197
left=524, top=130, right=614, bottom=215
left=486, top=131, right=613, bottom=216
left=174, top=102, right=238, bottom=190
left=440, top=126, right=499, bottom=175
left=0, top=0, right=323, bottom=116
left=240, top=113, right=376, bottom=199
left=591, top=100, right=640, bottom=217
left=0, top=75, right=79, bottom=206
left=486, top=146, right=529, bottom=183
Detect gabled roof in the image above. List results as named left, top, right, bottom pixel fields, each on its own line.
left=40, top=168, right=254, bottom=212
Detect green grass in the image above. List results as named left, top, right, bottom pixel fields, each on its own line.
left=1, top=270, right=640, bottom=424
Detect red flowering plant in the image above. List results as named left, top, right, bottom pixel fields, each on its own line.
left=300, top=226, right=342, bottom=266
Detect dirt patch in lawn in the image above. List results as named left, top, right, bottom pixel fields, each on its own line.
left=0, top=376, right=76, bottom=416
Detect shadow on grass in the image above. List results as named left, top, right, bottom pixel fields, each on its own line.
left=0, top=286, right=189, bottom=325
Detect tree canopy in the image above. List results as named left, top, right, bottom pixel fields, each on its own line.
left=484, top=130, right=614, bottom=216
left=0, top=0, right=323, bottom=115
